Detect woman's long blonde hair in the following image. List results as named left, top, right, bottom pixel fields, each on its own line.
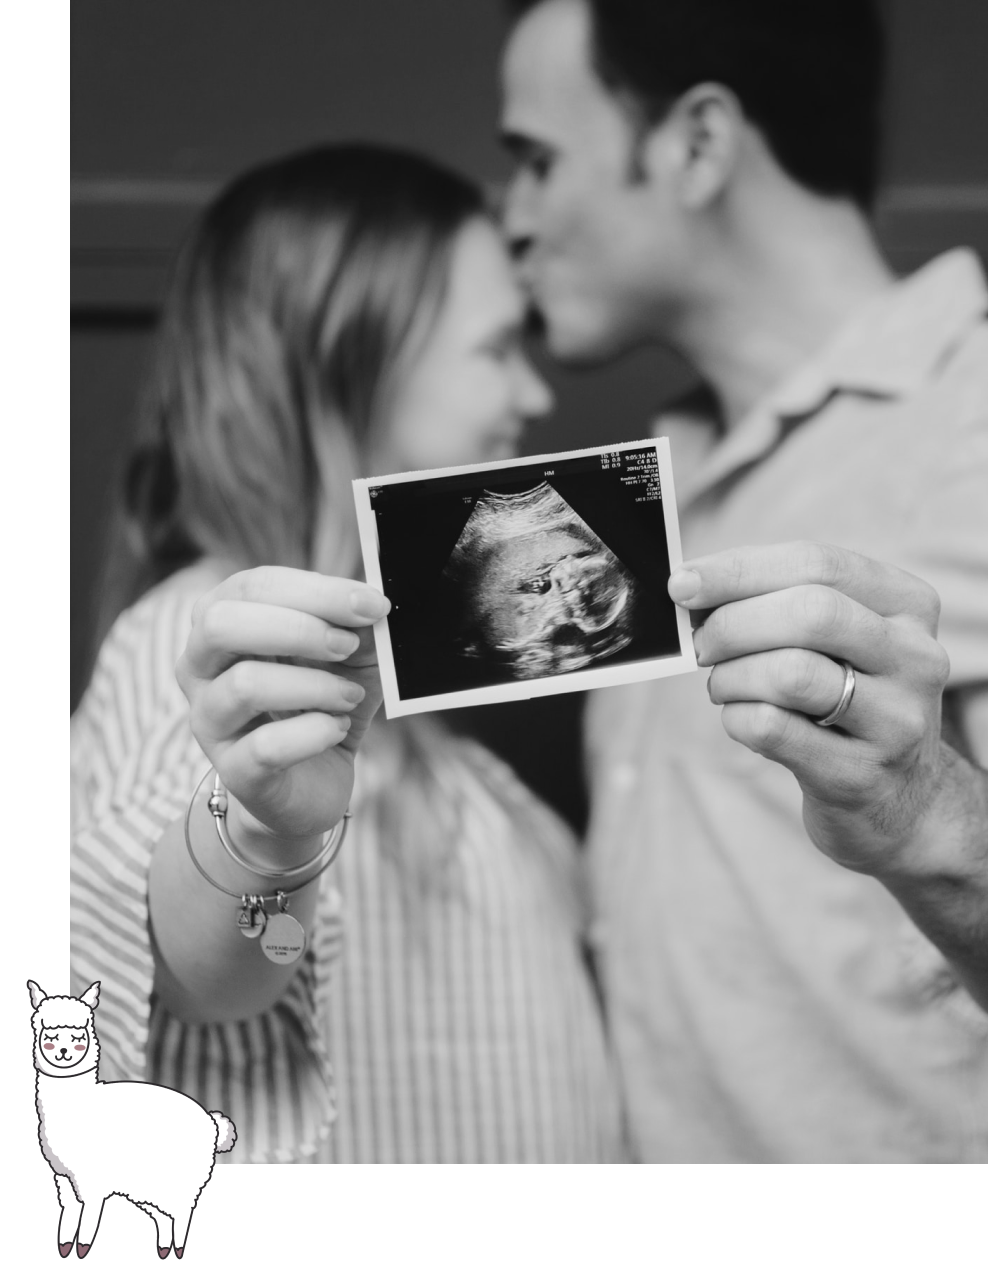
left=126, top=143, right=484, bottom=582
left=122, top=143, right=505, bottom=889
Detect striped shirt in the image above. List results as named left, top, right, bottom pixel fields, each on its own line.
left=71, top=564, right=624, bottom=1163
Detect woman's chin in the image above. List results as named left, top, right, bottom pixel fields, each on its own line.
left=481, top=436, right=524, bottom=463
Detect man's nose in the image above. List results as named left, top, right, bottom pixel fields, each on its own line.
left=502, top=173, right=535, bottom=262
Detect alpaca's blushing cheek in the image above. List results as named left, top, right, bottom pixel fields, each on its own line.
left=43, top=1043, right=54, bottom=1050
left=74, top=1045, right=86, bottom=1051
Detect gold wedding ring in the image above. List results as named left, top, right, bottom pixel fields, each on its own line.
left=814, top=661, right=856, bottom=728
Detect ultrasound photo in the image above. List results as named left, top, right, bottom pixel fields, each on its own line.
left=444, top=484, right=640, bottom=680
left=353, top=440, right=697, bottom=717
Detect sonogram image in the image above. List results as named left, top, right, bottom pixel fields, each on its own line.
left=442, top=483, right=640, bottom=679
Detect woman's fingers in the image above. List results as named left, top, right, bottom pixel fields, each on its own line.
left=184, top=600, right=363, bottom=678
left=707, top=648, right=874, bottom=734
left=194, top=660, right=366, bottom=742
left=183, top=569, right=389, bottom=680
left=218, top=711, right=353, bottom=790
left=211, top=566, right=389, bottom=627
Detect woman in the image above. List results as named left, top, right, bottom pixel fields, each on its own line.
left=71, top=144, right=622, bottom=1163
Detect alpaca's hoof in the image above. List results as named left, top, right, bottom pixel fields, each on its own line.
left=158, top=1246, right=171, bottom=1259
left=174, top=1246, right=185, bottom=1260
left=76, top=1243, right=91, bottom=1259
left=58, top=1242, right=73, bottom=1258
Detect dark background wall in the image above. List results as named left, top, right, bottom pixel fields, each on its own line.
left=72, top=0, right=988, bottom=828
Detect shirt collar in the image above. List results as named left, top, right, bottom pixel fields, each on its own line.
left=771, top=247, right=988, bottom=414
left=669, top=249, right=988, bottom=507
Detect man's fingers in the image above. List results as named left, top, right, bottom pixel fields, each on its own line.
left=719, top=701, right=879, bottom=801
left=707, top=649, right=875, bottom=733
left=669, top=542, right=941, bottom=630
left=693, top=585, right=894, bottom=674
left=195, top=661, right=366, bottom=742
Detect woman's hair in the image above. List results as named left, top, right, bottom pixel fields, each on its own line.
left=124, top=142, right=485, bottom=588
left=111, top=144, right=508, bottom=893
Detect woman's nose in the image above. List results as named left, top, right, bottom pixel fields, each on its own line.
left=514, top=355, right=554, bottom=421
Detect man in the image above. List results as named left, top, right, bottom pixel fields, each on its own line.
left=499, top=0, right=988, bottom=1161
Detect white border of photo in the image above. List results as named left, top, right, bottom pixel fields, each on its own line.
left=353, top=437, right=697, bottom=718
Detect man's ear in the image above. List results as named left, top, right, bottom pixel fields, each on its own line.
left=641, top=82, right=744, bottom=209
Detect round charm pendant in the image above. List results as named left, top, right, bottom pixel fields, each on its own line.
left=237, top=904, right=267, bottom=940
left=260, top=912, right=306, bottom=965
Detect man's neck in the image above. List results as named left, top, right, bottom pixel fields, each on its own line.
left=670, top=186, right=895, bottom=432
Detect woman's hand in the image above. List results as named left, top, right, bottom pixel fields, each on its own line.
left=176, top=566, right=390, bottom=860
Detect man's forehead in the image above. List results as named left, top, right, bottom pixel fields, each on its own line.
left=500, top=0, right=599, bottom=134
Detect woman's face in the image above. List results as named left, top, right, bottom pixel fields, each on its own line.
left=381, top=217, right=554, bottom=473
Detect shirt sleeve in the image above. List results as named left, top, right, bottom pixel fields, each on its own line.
left=70, top=570, right=344, bottom=1162
left=900, top=416, right=988, bottom=689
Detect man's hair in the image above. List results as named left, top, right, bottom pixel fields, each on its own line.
left=506, top=0, right=886, bottom=209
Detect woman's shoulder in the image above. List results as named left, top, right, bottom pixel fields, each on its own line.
left=113, top=561, right=226, bottom=650
left=73, top=562, right=223, bottom=746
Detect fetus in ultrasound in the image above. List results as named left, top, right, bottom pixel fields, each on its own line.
left=443, top=484, right=639, bottom=679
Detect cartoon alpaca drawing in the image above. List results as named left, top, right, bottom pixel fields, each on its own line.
left=29, top=979, right=236, bottom=1259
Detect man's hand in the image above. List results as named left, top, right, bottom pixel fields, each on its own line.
left=668, top=542, right=959, bottom=874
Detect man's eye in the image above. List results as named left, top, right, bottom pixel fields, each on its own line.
left=514, top=147, right=554, bottom=183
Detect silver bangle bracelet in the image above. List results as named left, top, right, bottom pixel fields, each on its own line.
left=199, top=767, right=350, bottom=880
left=183, top=768, right=350, bottom=966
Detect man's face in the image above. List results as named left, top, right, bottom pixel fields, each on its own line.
left=500, top=0, right=685, bottom=365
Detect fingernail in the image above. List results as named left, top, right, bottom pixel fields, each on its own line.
left=692, top=626, right=705, bottom=666
left=328, top=630, right=359, bottom=659
left=336, top=714, right=351, bottom=732
left=350, top=587, right=389, bottom=620
left=668, top=568, right=701, bottom=604
left=341, top=681, right=365, bottom=706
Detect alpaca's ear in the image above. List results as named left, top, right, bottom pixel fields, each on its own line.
left=27, top=980, right=47, bottom=1010
left=79, top=981, right=101, bottom=1011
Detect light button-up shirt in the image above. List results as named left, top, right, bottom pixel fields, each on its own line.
left=586, top=250, right=988, bottom=1162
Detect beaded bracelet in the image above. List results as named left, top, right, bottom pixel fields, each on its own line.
left=184, top=766, right=350, bottom=965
